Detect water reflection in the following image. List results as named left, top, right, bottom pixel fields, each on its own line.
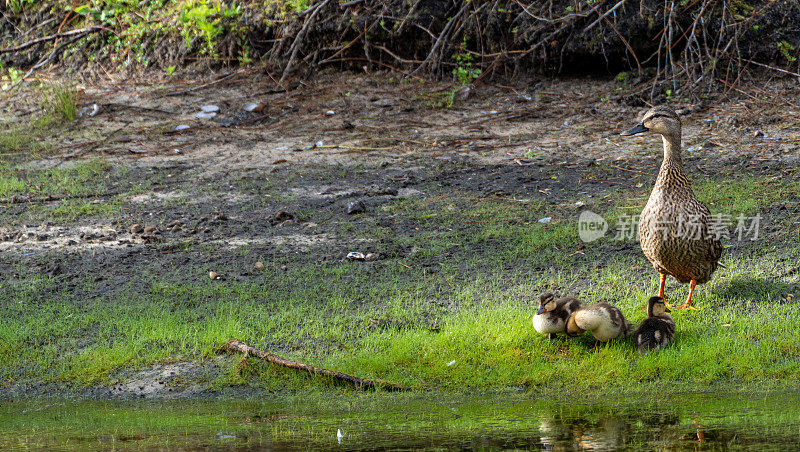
left=2, top=392, right=800, bottom=450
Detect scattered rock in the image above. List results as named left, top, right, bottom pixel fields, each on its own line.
left=243, top=102, right=266, bottom=113
left=79, top=104, right=102, bottom=118
left=538, top=217, right=552, bottom=223
left=200, top=105, right=220, bottom=113
left=209, top=271, right=219, bottom=280
left=325, top=110, right=335, bottom=116
left=254, top=261, right=265, bottom=271
left=347, top=200, right=366, bottom=214
left=454, top=85, right=471, bottom=101
left=196, top=111, right=217, bottom=119
left=143, top=225, right=158, bottom=234
left=346, top=252, right=366, bottom=261
left=270, top=211, right=294, bottom=225
left=174, top=124, right=190, bottom=131
left=753, top=130, right=764, bottom=138
left=364, top=252, right=377, bottom=261
left=129, top=223, right=144, bottom=234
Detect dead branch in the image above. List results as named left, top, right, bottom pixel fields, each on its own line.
left=0, top=26, right=105, bottom=54
left=225, top=339, right=408, bottom=391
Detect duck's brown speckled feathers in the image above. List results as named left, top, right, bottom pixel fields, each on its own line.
left=625, top=106, right=722, bottom=305
left=632, top=296, right=675, bottom=354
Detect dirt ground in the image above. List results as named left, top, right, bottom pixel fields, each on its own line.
left=2, top=70, right=799, bottom=398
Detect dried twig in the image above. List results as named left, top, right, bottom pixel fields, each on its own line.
left=225, top=339, right=407, bottom=391
left=0, top=26, right=105, bottom=54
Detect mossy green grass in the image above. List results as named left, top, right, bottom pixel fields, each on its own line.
left=1, top=170, right=798, bottom=394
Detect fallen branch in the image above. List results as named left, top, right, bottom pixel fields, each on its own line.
left=0, top=26, right=105, bottom=54
left=225, top=339, right=408, bottom=391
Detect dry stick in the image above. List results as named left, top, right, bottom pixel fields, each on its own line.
left=747, top=60, right=800, bottom=79
left=280, top=0, right=331, bottom=85
left=0, top=26, right=105, bottom=54
left=583, top=0, right=625, bottom=32
left=7, top=32, right=90, bottom=91
left=225, top=340, right=407, bottom=391
left=411, top=1, right=470, bottom=75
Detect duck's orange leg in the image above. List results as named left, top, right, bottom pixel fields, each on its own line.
left=658, top=272, right=667, bottom=297
left=658, top=272, right=674, bottom=307
left=678, top=280, right=699, bottom=310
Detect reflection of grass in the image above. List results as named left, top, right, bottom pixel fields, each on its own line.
left=2, top=386, right=800, bottom=449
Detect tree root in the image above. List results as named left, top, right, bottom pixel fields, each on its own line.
left=225, top=339, right=408, bottom=391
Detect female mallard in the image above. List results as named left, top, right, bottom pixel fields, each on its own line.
left=566, top=303, right=631, bottom=346
left=532, top=292, right=583, bottom=339
left=621, top=106, right=722, bottom=310
left=632, top=296, right=675, bottom=354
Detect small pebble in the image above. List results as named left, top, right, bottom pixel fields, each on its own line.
left=254, top=261, right=265, bottom=271
left=346, top=252, right=366, bottom=261
left=174, top=124, right=190, bottom=131
left=325, top=110, right=335, bottom=116
left=201, top=105, right=220, bottom=113
left=209, top=271, right=219, bottom=280
left=347, top=200, right=366, bottom=214
left=196, top=111, right=217, bottom=119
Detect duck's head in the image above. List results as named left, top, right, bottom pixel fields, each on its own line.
left=647, top=296, right=670, bottom=316
left=536, top=293, right=556, bottom=315
left=620, top=106, right=681, bottom=138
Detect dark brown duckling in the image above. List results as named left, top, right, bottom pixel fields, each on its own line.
left=632, top=296, right=675, bottom=354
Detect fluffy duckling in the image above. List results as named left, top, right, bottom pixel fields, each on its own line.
left=621, top=106, right=722, bottom=310
left=632, top=296, right=675, bottom=354
left=532, top=292, right=583, bottom=339
left=566, top=303, right=631, bottom=346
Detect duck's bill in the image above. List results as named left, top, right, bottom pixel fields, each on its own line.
left=536, top=306, right=545, bottom=315
left=620, top=123, right=648, bottom=136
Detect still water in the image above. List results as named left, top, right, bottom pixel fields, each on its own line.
left=2, top=392, right=800, bottom=450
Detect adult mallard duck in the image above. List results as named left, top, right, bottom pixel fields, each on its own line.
left=566, top=302, right=631, bottom=347
left=621, top=106, right=722, bottom=310
left=632, top=296, right=675, bottom=354
left=532, top=292, right=583, bottom=339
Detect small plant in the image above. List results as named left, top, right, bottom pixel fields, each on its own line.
left=1, top=67, right=24, bottom=91
left=164, top=65, right=176, bottom=76
left=179, top=0, right=241, bottom=55
left=778, top=41, right=797, bottom=62
left=452, top=38, right=481, bottom=87
left=39, top=82, right=79, bottom=123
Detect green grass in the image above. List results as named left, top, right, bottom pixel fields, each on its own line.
left=2, top=224, right=797, bottom=391
left=0, top=160, right=798, bottom=395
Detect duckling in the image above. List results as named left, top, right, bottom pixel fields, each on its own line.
left=621, top=106, right=722, bottom=310
left=632, top=296, right=675, bottom=354
left=566, top=303, right=631, bottom=347
left=532, top=292, right=583, bottom=339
